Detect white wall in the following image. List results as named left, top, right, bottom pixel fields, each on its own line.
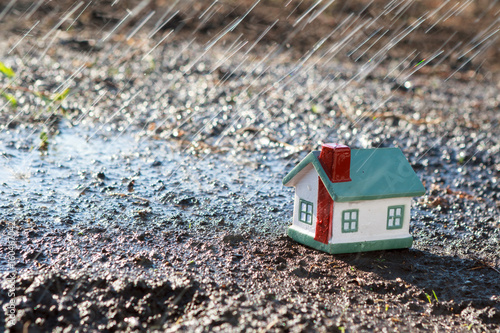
left=330, top=197, right=413, bottom=244
left=292, top=165, right=318, bottom=235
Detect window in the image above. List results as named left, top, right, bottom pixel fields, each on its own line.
left=299, top=199, right=313, bottom=225
left=387, top=205, right=404, bottom=229
left=342, top=209, right=358, bottom=233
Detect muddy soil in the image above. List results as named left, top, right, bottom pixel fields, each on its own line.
left=0, top=1, right=499, bottom=332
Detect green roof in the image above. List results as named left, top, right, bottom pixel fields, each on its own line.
left=283, top=148, right=425, bottom=202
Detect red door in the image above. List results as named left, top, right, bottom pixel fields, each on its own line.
left=314, top=144, right=350, bottom=244
left=314, top=179, right=333, bottom=244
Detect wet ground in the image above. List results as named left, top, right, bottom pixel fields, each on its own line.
left=1, top=0, right=500, bottom=332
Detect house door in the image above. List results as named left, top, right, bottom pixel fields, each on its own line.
left=314, top=179, right=333, bottom=244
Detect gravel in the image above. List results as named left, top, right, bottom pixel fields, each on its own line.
left=0, top=1, right=499, bottom=332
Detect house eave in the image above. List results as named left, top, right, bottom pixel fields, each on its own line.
left=333, top=189, right=426, bottom=202
left=282, top=151, right=339, bottom=201
left=282, top=152, right=317, bottom=186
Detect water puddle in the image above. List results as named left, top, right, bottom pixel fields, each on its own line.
left=0, top=122, right=293, bottom=235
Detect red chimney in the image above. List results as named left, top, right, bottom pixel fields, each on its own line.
left=318, top=143, right=352, bottom=183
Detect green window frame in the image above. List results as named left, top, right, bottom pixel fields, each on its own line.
left=341, top=209, right=359, bottom=233
left=387, top=205, right=404, bottom=229
left=298, top=199, right=313, bottom=225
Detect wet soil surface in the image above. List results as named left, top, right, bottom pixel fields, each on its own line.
left=1, top=120, right=499, bottom=332
left=1, top=1, right=500, bottom=332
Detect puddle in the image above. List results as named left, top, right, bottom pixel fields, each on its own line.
left=0, top=122, right=293, bottom=235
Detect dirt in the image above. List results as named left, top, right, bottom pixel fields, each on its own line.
left=1, top=0, right=500, bottom=332
left=1, top=225, right=499, bottom=332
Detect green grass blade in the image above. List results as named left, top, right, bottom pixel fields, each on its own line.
left=432, top=290, right=439, bottom=302
left=1, top=92, right=17, bottom=107
left=0, top=61, right=15, bottom=78
left=53, top=88, right=70, bottom=101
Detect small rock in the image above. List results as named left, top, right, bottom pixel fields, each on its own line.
left=124, top=317, right=140, bottom=328
left=291, top=266, right=308, bottom=278
left=174, top=196, right=199, bottom=206
left=275, top=256, right=286, bottom=264
left=127, top=180, right=135, bottom=191
left=133, top=256, right=153, bottom=268
left=276, top=263, right=287, bottom=271
left=223, top=234, right=244, bottom=245
left=86, top=227, right=105, bottom=233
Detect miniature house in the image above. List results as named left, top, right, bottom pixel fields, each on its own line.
left=283, top=143, right=425, bottom=254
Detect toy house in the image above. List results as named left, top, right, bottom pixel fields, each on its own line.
left=283, top=143, right=425, bottom=254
